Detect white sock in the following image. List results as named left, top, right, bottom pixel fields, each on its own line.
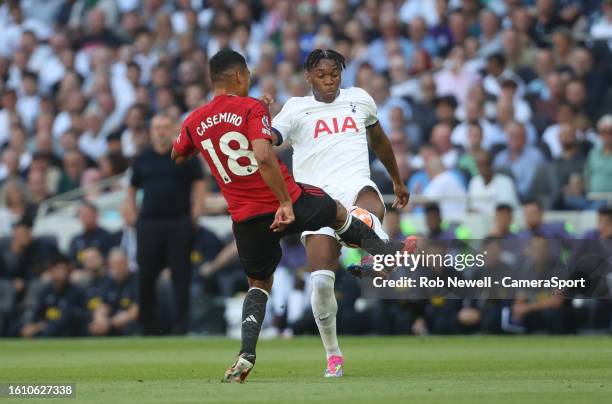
left=311, top=270, right=342, bottom=359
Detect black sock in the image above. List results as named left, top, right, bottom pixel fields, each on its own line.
left=336, top=215, right=404, bottom=256
left=239, top=288, right=268, bottom=359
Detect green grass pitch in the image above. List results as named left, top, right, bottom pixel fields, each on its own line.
left=1, top=336, right=611, bottom=403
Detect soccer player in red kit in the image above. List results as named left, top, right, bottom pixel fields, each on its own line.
left=171, top=49, right=410, bottom=383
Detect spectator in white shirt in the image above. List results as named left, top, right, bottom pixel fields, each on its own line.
left=95, top=91, right=124, bottom=138
left=590, top=0, right=612, bottom=40
left=16, top=71, right=40, bottom=133
left=482, top=52, right=524, bottom=98
left=52, top=89, right=85, bottom=140
left=478, top=9, right=503, bottom=57
left=423, top=157, right=467, bottom=219
left=0, top=3, right=24, bottom=58
left=20, top=30, right=52, bottom=75
left=468, top=150, right=520, bottom=215
left=451, top=99, right=504, bottom=150
left=7, top=125, right=32, bottom=172
left=499, top=78, right=531, bottom=123
left=388, top=54, right=414, bottom=99
left=120, top=103, right=147, bottom=158
left=399, top=0, right=439, bottom=27
left=38, top=32, right=72, bottom=93
left=133, top=29, right=158, bottom=84
left=491, top=98, right=537, bottom=145
left=542, top=103, right=580, bottom=159
left=78, top=108, right=107, bottom=161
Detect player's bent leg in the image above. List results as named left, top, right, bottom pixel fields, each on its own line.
left=331, top=200, right=403, bottom=255
left=331, top=200, right=417, bottom=275
left=354, top=186, right=385, bottom=221
left=355, top=187, right=389, bottom=241
left=293, top=186, right=413, bottom=275
left=306, top=235, right=344, bottom=377
left=223, top=276, right=272, bottom=384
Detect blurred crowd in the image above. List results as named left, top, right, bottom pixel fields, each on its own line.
left=1, top=199, right=611, bottom=337
left=1, top=0, right=612, bottom=337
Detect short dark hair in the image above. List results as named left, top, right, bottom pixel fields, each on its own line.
left=522, top=199, right=542, bottom=210
left=598, top=206, right=612, bottom=219
left=22, top=70, right=38, bottom=82
left=80, top=201, right=98, bottom=213
left=487, top=53, right=505, bottom=67
left=32, top=151, right=52, bottom=162
left=135, top=28, right=151, bottom=38
left=424, top=203, right=441, bottom=215
left=107, top=130, right=122, bottom=142
left=48, top=253, right=70, bottom=268
left=209, top=49, right=247, bottom=82
left=500, top=78, right=518, bottom=89
left=304, top=49, right=346, bottom=72
left=435, top=95, right=458, bottom=109
left=495, top=203, right=514, bottom=213
left=1, top=88, right=16, bottom=97
left=14, top=218, right=33, bottom=229
left=557, top=102, right=577, bottom=115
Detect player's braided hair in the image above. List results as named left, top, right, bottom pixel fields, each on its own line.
left=303, top=49, right=346, bottom=71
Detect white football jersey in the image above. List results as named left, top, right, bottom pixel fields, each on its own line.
left=272, top=87, right=378, bottom=190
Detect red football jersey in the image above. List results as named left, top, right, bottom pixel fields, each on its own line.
left=173, top=94, right=302, bottom=222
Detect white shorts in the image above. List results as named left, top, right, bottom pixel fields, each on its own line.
left=300, top=178, right=387, bottom=245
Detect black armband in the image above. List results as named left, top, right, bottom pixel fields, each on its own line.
left=271, top=128, right=284, bottom=146
left=365, top=120, right=379, bottom=129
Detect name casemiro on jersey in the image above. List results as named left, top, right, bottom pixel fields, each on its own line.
left=196, top=112, right=243, bottom=136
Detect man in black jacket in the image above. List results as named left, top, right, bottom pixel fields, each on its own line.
left=124, top=113, right=205, bottom=335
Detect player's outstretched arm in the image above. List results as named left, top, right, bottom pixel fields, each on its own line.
left=366, top=122, right=409, bottom=208
left=251, top=138, right=295, bottom=232
left=172, top=124, right=199, bottom=164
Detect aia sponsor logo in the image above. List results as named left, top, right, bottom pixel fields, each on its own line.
left=313, top=116, right=358, bottom=138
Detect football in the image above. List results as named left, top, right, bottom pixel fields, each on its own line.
left=339, top=206, right=376, bottom=248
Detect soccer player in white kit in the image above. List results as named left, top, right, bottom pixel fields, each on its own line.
left=272, top=49, right=410, bottom=377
